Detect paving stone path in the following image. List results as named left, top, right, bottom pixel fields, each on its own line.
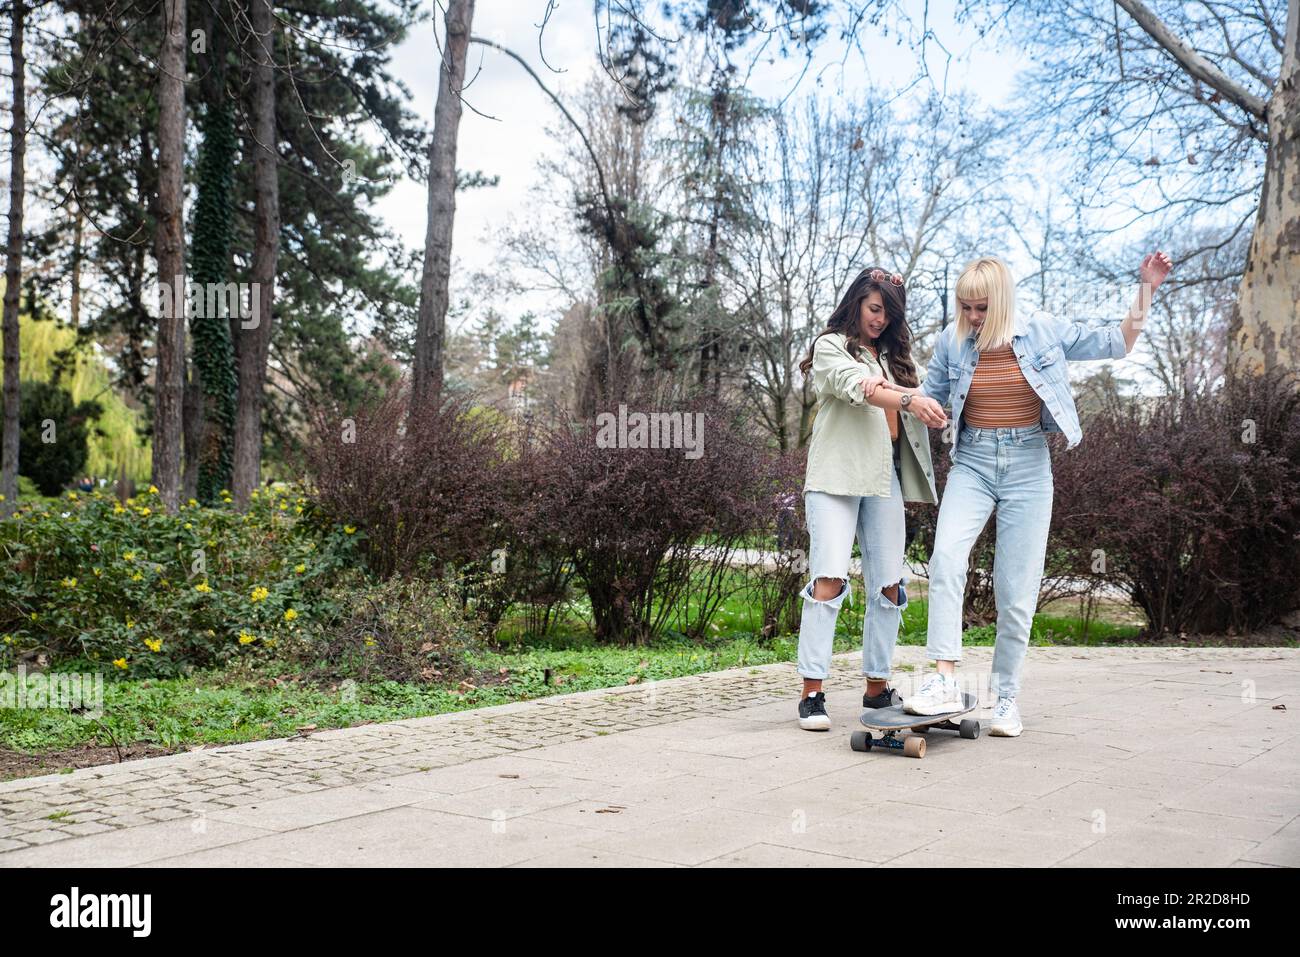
left=1, top=646, right=1296, bottom=867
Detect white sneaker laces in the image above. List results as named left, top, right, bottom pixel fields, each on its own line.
left=994, top=697, right=1017, bottom=719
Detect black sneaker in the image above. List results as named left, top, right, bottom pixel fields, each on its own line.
left=863, top=686, right=900, bottom=710
left=798, top=691, right=831, bottom=731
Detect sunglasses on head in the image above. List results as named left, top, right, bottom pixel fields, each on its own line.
left=870, top=268, right=904, bottom=286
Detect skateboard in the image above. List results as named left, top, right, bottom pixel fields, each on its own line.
left=850, top=692, right=981, bottom=759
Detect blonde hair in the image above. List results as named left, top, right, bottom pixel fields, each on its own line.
left=955, top=256, right=1016, bottom=350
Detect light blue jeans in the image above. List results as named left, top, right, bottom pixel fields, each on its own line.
left=925, top=423, right=1053, bottom=699
left=797, top=460, right=909, bottom=681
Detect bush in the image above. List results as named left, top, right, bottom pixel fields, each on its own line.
left=534, top=389, right=786, bottom=643
left=735, top=453, right=807, bottom=639
left=284, top=574, right=485, bottom=684
left=11, top=380, right=103, bottom=496
left=471, top=417, right=578, bottom=638
left=0, top=485, right=358, bottom=675
left=299, top=386, right=507, bottom=580
left=1054, top=371, right=1300, bottom=637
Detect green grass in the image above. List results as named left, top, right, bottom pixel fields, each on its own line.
left=0, top=574, right=1152, bottom=773
left=0, top=600, right=1140, bottom=765
left=0, top=633, right=831, bottom=761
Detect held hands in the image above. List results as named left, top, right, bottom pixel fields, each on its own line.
left=861, top=377, right=948, bottom=429
left=908, top=395, right=947, bottom=429
left=860, top=375, right=888, bottom=399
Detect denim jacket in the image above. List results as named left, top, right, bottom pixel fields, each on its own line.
left=920, top=310, right=1128, bottom=457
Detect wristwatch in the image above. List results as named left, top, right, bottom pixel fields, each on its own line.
left=900, top=393, right=912, bottom=409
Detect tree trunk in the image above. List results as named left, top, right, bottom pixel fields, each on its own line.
left=1, top=0, right=25, bottom=516
left=412, top=0, right=475, bottom=413
left=152, top=0, right=187, bottom=512
left=188, top=0, right=239, bottom=504
left=1229, top=0, right=1300, bottom=376
left=232, top=0, right=280, bottom=508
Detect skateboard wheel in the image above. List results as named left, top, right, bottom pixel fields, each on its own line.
left=850, top=731, right=872, bottom=752
left=903, top=735, right=926, bottom=759
left=959, top=719, right=980, bottom=739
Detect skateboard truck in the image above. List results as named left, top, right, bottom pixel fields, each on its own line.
left=850, top=692, right=981, bottom=759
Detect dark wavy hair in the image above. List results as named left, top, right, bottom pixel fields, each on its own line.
left=798, top=266, right=919, bottom=388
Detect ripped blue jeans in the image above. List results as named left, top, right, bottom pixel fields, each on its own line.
left=797, top=459, right=909, bottom=681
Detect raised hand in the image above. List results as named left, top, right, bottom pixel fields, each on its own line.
left=1140, top=250, right=1173, bottom=290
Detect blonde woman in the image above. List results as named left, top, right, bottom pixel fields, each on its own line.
left=881, top=253, right=1172, bottom=735
left=794, top=266, right=948, bottom=731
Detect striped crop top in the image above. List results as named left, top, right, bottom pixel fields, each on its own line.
left=962, top=345, right=1042, bottom=428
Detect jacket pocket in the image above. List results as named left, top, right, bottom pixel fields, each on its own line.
left=1030, top=344, right=1063, bottom=371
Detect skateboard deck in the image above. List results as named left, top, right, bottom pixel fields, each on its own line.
left=851, top=692, right=981, bottom=758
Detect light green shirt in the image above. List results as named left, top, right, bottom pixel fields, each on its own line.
left=803, top=333, right=938, bottom=503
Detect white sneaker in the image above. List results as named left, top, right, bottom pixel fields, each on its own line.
left=990, top=697, right=1022, bottom=737
left=903, top=673, right=962, bottom=715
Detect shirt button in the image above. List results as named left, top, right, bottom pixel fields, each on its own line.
left=958, top=393, right=965, bottom=400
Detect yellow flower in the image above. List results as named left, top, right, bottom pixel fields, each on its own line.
left=112, top=658, right=128, bottom=670
left=283, top=608, right=298, bottom=622
left=67, top=492, right=78, bottom=501
left=344, top=525, right=356, bottom=535
left=250, top=586, right=269, bottom=603
left=29, top=612, right=38, bottom=621
left=0, top=494, right=5, bottom=502
left=294, top=505, right=303, bottom=515
left=238, top=631, right=257, bottom=645
left=363, top=635, right=377, bottom=648
left=279, top=501, right=288, bottom=511
left=294, top=563, right=306, bottom=574
left=183, top=522, right=192, bottom=530
left=144, top=638, right=162, bottom=653
left=148, top=484, right=159, bottom=494
left=194, top=581, right=212, bottom=593
left=126, top=618, right=135, bottom=629
left=131, top=572, right=143, bottom=582
left=123, top=552, right=135, bottom=561
left=92, top=567, right=102, bottom=577
left=187, top=498, right=198, bottom=508
left=113, top=503, right=125, bottom=514
left=138, top=507, right=152, bottom=517
left=60, top=577, right=77, bottom=589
